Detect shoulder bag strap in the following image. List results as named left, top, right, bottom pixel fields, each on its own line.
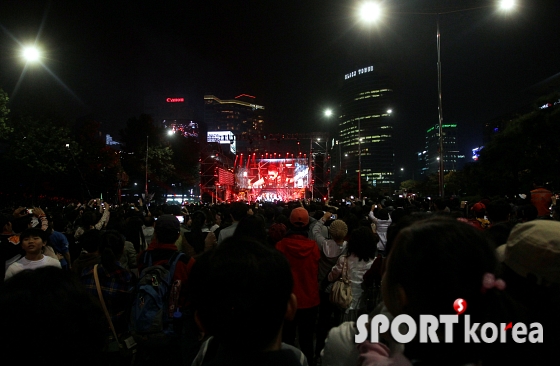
left=94, top=264, right=119, bottom=341
left=343, top=256, right=349, bottom=281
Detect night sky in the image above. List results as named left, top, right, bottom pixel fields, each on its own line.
left=1, top=0, right=559, bottom=173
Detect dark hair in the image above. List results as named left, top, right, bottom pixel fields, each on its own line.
left=230, top=202, right=249, bottom=221
left=79, top=229, right=102, bottom=253
left=518, top=204, right=538, bottom=222
left=81, top=211, right=97, bottom=228
left=384, top=217, right=527, bottom=364
left=192, top=237, right=293, bottom=351
left=0, top=267, right=106, bottom=366
left=486, top=199, right=512, bottom=223
left=234, top=215, right=267, bottom=245
left=144, top=216, right=155, bottom=227
left=347, top=226, right=377, bottom=262
left=375, top=208, right=390, bottom=221
left=99, top=230, right=125, bottom=272
left=19, top=228, right=49, bottom=243
left=185, top=211, right=207, bottom=254
left=386, top=212, right=431, bottom=256
left=11, top=216, right=31, bottom=234
left=433, top=198, right=447, bottom=211
left=123, top=216, right=145, bottom=253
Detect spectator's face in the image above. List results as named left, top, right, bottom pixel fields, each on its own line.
left=21, top=235, right=45, bottom=255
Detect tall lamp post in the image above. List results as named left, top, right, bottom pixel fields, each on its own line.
left=359, top=0, right=516, bottom=198
left=358, top=118, right=362, bottom=201
left=324, top=108, right=333, bottom=199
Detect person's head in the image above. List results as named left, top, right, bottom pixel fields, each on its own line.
left=533, top=178, right=545, bottom=188
left=383, top=217, right=525, bottom=363
left=471, top=202, right=486, bottom=218
left=496, top=220, right=560, bottom=287
left=289, top=207, right=309, bottom=230
left=328, top=219, right=348, bottom=242
left=81, top=211, right=97, bottom=228
left=0, top=267, right=106, bottom=366
left=268, top=223, right=287, bottom=245
left=144, top=216, right=155, bottom=227
left=234, top=215, right=267, bottom=244
left=79, top=229, right=102, bottom=253
left=190, top=211, right=207, bottom=232
left=486, top=199, right=512, bottom=223
left=0, top=213, right=12, bottom=233
left=214, top=211, right=223, bottom=225
left=19, top=228, right=49, bottom=256
left=154, top=214, right=181, bottom=244
left=433, top=198, right=447, bottom=211
left=383, top=217, right=499, bottom=318
left=517, top=204, right=538, bottom=222
left=11, top=216, right=31, bottom=234
left=99, top=230, right=126, bottom=272
left=193, top=237, right=295, bottom=351
left=347, top=226, right=377, bottom=262
left=230, top=202, right=249, bottom=222
left=376, top=208, right=390, bottom=221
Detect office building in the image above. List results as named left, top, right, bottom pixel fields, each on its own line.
left=421, top=123, right=464, bottom=176
left=204, top=94, right=264, bottom=134
left=338, top=65, right=395, bottom=189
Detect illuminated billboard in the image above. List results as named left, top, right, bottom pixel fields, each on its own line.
left=236, top=158, right=309, bottom=189
left=207, top=131, right=236, bottom=154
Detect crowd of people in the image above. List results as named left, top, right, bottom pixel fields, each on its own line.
left=0, top=183, right=559, bottom=365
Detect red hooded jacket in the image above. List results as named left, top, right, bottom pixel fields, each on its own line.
left=276, top=233, right=320, bottom=309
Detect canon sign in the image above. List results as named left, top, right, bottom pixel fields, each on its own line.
left=166, top=98, right=184, bottom=103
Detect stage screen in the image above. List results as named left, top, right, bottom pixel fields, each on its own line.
left=236, top=158, right=309, bottom=189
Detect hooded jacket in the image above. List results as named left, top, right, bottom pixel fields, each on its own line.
left=276, top=231, right=320, bottom=309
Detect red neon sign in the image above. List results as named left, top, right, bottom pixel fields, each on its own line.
left=166, top=98, right=184, bottom=103
left=235, top=94, right=255, bottom=99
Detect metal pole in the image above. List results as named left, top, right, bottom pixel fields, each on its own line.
left=358, top=118, right=362, bottom=201
left=437, top=15, right=445, bottom=198
left=338, top=141, right=341, bottom=172
left=145, top=136, right=149, bottom=196
left=310, top=138, right=314, bottom=200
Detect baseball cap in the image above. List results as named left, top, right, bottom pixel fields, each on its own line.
left=496, top=220, right=560, bottom=285
left=289, top=207, right=309, bottom=227
left=155, top=214, right=180, bottom=233
left=471, top=202, right=486, bottom=213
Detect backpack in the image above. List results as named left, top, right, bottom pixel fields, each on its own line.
left=130, top=251, right=184, bottom=340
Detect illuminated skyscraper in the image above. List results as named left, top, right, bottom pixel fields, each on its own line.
left=421, top=123, right=463, bottom=176
left=338, top=65, right=394, bottom=189
left=204, top=94, right=264, bottom=134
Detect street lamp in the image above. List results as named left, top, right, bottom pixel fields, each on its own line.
left=358, top=1, right=515, bottom=198
left=22, top=46, right=41, bottom=63
left=359, top=2, right=382, bottom=22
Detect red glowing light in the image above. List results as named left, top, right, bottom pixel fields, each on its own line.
left=166, top=98, right=184, bottom=103
left=235, top=94, right=256, bottom=99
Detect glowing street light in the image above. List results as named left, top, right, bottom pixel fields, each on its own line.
left=324, top=109, right=333, bottom=117
left=22, top=46, right=40, bottom=63
left=499, top=0, right=516, bottom=11
left=359, top=2, right=382, bottom=23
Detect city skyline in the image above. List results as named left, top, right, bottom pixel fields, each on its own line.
left=1, top=0, right=559, bottom=174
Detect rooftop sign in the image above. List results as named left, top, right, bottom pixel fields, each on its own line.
left=345, top=66, right=374, bottom=80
